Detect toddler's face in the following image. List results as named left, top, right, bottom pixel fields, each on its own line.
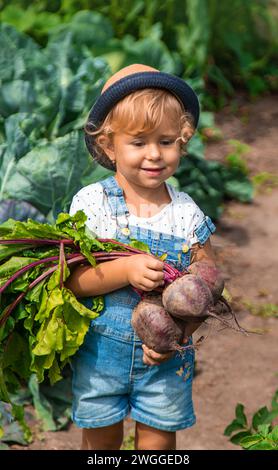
left=105, top=118, right=182, bottom=189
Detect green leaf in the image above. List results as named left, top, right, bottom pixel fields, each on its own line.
left=0, top=419, right=30, bottom=445
left=166, top=176, right=180, bottom=190
left=28, top=374, right=56, bottom=431
left=223, top=177, right=254, bottom=202
left=123, top=35, right=178, bottom=74
left=81, top=162, right=113, bottom=187
left=49, top=11, right=114, bottom=49
left=63, top=288, right=102, bottom=320
left=0, top=5, right=37, bottom=33
left=240, top=434, right=263, bottom=449
left=2, top=331, right=30, bottom=380
left=235, top=403, right=247, bottom=426
left=0, top=23, right=41, bottom=83
left=252, top=406, right=272, bottom=430
left=0, top=255, right=37, bottom=283
left=224, top=418, right=246, bottom=436
left=264, top=408, right=278, bottom=423
left=128, top=239, right=150, bottom=253
left=48, top=358, right=63, bottom=386
left=3, top=113, right=43, bottom=162
left=257, top=423, right=271, bottom=437
left=34, top=305, right=66, bottom=356
left=271, top=390, right=278, bottom=410
left=4, top=131, right=91, bottom=217
left=269, top=425, right=278, bottom=442
left=0, top=217, right=64, bottom=240
left=0, top=244, right=32, bottom=263
left=248, top=440, right=277, bottom=450
left=0, top=358, right=11, bottom=403
left=10, top=403, right=32, bottom=443
left=230, top=431, right=251, bottom=445
left=187, top=135, right=205, bottom=159
left=199, top=111, right=215, bottom=129
left=159, top=253, right=168, bottom=262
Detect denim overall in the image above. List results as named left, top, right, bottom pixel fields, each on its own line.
left=71, top=175, right=216, bottom=431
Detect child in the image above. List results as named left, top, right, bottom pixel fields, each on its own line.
left=66, top=64, right=217, bottom=450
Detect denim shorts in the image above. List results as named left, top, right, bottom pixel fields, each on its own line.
left=71, top=324, right=196, bottom=432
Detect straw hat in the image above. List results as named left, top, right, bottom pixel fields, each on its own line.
left=85, top=64, right=200, bottom=170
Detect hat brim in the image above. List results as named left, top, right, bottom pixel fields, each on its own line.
left=87, top=71, right=200, bottom=129
left=85, top=71, right=200, bottom=170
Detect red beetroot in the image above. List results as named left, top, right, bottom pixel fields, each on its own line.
left=162, top=274, right=214, bottom=319
left=163, top=273, right=248, bottom=334
left=188, top=261, right=224, bottom=301
left=131, top=294, right=187, bottom=353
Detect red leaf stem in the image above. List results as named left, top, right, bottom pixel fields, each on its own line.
left=59, top=242, right=65, bottom=289
left=0, top=238, right=74, bottom=245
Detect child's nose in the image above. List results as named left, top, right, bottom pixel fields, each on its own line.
left=148, top=143, right=161, bottom=159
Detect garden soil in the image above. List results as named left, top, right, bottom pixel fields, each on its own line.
left=11, top=94, right=278, bottom=450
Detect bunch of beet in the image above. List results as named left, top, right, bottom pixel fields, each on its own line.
left=132, top=260, right=247, bottom=354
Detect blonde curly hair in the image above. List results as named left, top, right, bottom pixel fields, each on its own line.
left=85, top=88, right=195, bottom=171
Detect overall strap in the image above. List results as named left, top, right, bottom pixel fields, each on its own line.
left=99, top=175, right=130, bottom=219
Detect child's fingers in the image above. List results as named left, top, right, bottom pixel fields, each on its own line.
left=142, top=354, right=159, bottom=366
left=142, top=344, right=174, bottom=363
left=139, top=277, right=163, bottom=291
left=142, top=353, right=173, bottom=366
left=144, top=269, right=164, bottom=282
left=142, top=348, right=163, bottom=366
left=146, top=256, right=164, bottom=271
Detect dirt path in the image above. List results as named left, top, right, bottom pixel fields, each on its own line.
left=10, top=94, right=278, bottom=450
left=177, top=93, right=278, bottom=450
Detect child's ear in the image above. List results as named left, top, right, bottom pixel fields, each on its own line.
left=97, top=135, right=115, bottom=162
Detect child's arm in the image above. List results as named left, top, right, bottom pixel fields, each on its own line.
left=190, top=238, right=216, bottom=264
left=65, top=254, right=164, bottom=297
left=65, top=258, right=130, bottom=297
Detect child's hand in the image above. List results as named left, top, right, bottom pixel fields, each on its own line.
left=142, top=334, right=191, bottom=366
left=125, top=254, right=165, bottom=291
left=142, top=344, right=174, bottom=366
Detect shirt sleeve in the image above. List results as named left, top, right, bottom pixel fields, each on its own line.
left=69, top=194, right=83, bottom=217
left=179, top=192, right=216, bottom=246
left=69, top=184, right=104, bottom=236
left=189, top=204, right=216, bottom=246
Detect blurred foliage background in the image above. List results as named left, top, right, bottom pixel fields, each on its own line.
left=0, top=0, right=277, bottom=223
left=1, top=0, right=277, bottom=101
